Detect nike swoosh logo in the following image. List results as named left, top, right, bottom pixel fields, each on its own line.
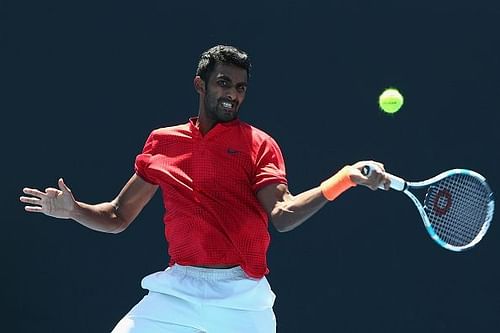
left=227, top=148, right=240, bottom=155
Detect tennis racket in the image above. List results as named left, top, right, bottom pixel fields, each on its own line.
left=363, top=165, right=495, bottom=251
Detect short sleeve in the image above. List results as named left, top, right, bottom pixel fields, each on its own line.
left=134, top=131, right=157, bottom=184
left=252, top=137, right=287, bottom=192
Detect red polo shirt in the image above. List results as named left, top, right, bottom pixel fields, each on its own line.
left=134, top=118, right=287, bottom=278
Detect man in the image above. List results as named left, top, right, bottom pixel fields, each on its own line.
left=20, top=45, right=389, bottom=332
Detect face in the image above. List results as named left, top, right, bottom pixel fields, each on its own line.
left=200, top=63, right=248, bottom=123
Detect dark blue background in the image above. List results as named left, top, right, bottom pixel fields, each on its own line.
left=3, top=0, right=500, bottom=332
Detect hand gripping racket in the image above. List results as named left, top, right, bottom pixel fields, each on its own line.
left=362, top=165, right=495, bottom=251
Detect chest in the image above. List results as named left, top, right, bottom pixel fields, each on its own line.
left=150, top=139, right=254, bottom=187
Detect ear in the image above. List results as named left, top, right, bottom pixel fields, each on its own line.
left=194, top=76, right=205, bottom=94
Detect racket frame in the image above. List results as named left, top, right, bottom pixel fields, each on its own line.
left=363, top=166, right=495, bottom=251
left=403, top=169, right=494, bottom=251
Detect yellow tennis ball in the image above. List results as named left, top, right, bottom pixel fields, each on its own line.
left=379, top=88, right=404, bottom=114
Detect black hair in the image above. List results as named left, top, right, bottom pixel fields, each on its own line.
left=196, top=45, right=251, bottom=82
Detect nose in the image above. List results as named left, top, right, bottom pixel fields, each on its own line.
left=225, top=87, right=237, bottom=100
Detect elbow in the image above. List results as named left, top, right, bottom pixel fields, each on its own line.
left=275, top=225, right=291, bottom=233
left=269, top=206, right=295, bottom=233
left=110, top=224, right=126, bottom=234
left=271, top=218, right=294, bottom=233
left=109, top=202, right=132, bottom=234
left=109, top=216, right=130, bottom=234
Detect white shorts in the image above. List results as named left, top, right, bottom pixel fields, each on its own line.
left=111, top=265, right=277, bottom=333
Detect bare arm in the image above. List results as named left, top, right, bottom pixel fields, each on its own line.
left=257, top=184, right=328, bottom=232
left=257, top=161, right=389, bottom=232
left=20, top=174, right=158, bottom=234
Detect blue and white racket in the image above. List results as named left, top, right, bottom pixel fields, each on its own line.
left=363, top=165, right=495, bottom=251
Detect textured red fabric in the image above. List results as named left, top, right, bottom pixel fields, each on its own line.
left=135, top=118, right=287, bottom=278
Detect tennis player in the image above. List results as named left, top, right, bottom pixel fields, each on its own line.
left=20, top=45, right=390, bottom=333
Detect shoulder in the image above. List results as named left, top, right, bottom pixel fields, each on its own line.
left=151, top=122, right=191, bottom=136
left=236, top=121, right=284, bottom=163
left=238, top=121, right=279, bottom=146
left=145, top=122, right=192, bottom=142
left=140, top=122, right=192, bottom=153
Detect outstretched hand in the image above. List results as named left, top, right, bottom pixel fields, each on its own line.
left=20, top=178, right=77, bottom=219
left=349, top=161, right=390, bottom=191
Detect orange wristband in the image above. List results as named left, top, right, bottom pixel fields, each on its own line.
left=320, top=166, right=357, bottom=201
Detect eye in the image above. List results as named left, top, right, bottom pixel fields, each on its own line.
left=217, top=80, right=229, bottom=87
left=237, top=85, right=247, bottom=93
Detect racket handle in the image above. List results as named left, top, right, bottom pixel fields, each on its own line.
left=361, top=165, right=407, bottom=191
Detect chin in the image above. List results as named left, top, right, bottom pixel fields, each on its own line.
left=218, top=112, right=238, bottom=122
left=220, top=116, right=238, bottom=122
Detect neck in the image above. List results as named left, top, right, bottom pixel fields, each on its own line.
left=196, top=111, right=216, bottom=136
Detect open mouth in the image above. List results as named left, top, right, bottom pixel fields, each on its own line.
left=221, top=101, right=235, bottom=111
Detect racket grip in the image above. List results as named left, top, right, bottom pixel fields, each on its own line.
left=361, top=165, right=407, bottom=191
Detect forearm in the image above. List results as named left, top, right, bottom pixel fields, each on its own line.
left=265, top=162, right=388, bottom=233
left=271, top=187, right=328, bottom=232
left=71, top=201, right=126, bottom=234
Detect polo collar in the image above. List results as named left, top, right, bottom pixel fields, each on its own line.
left=188, top=117, right=241, bottom=136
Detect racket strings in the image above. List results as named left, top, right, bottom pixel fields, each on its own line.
left=424, top=174, right=491, bottom=247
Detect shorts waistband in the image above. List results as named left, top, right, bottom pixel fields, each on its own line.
left=170, top=264, right=248, bottom=280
